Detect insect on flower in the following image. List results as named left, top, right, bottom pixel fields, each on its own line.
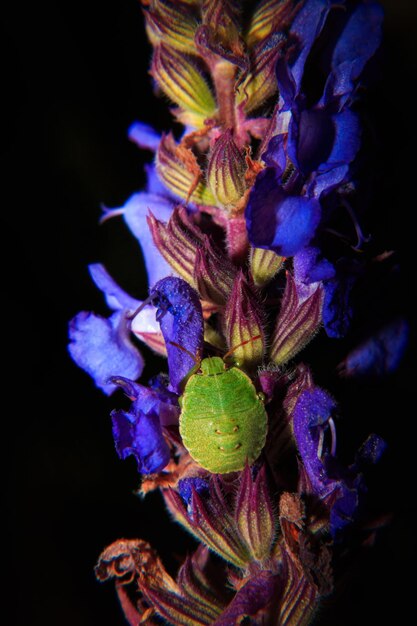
left=176, top=337, right=268, bottom=474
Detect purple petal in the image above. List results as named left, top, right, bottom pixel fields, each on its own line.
left=294, top=247, right=335, bottom=301
left=151, top=277, right=204, bottom=393
left=322, top=2, right=384, bottom=107
left=68, top=311, right=144, bottom=395
left=89, top=264, right=140, bottom=312
left=293, top=387, right=337, bottom=496
left=144, top=163, right=170, bottom=196
left=340, top=318, right=409, bottom=377
left=121, top=192, right=175, bottom=287
left=111, top=408, right=170, bottom=474
left=329, top=478, right=361, bottom=537
left=246, top=168, right=321, bottom=257
left=128, top=121, right=161, bottom=152
left=310, top=164, right=350, bottom=198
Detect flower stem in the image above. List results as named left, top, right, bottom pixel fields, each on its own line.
left=213, top=60, right=236, bottom=129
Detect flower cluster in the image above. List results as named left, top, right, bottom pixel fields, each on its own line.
left=69, top=1, right=408, bottom=623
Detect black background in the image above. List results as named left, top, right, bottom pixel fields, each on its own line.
left=4, top=1, right=417, bottom=624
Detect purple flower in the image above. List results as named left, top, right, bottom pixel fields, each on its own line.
left=245, top=0, right=383, bottom=258
left=68, top=264, right=161, bottom=393
left=150, top=277, right=204, bottom=393
left=110, top=376, right=178, bottom=474
left=68, top=307, right=144, bottom=395
left=293, top=385, right=387, bottom=538
left=293, top=386, right=338, bottom=497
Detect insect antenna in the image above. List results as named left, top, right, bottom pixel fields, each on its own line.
left=126, top=294, right=155, bottom=320
left=168, top=341, right=201, bottom=366
left=223, top=335, right=262, bottom=363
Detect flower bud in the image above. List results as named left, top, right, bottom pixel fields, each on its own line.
left=235, top=465, right=276, bottom=562
left=270, top=273, right=323, bottom=366
left=249, top=246, right=284, bottom=288
left=224, top=271, right=265, bottom=371
left=151, top=44, right=216, bottom=127
left=246, top=0, right=302, bottom=48
left=156, top=133, right=216, bottom=205
left=144, top=0, right=198, bottom=54
left=207, top=130, right=247, bottom=210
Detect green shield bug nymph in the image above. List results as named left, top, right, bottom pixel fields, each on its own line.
left=179, top=354, right=268, bottom=474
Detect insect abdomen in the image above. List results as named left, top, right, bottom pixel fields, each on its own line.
left=179, top=367, right=267, bottom=473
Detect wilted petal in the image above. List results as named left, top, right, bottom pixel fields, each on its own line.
left=128, top=120, right=161, bottom=151
left=68, top=311, right=144, bottom=395
left=213, top=571, right=279, bottom=625
left=151, top=277, right=204, bottom=393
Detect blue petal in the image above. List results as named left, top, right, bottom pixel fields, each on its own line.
left=110, top=376, right=176, bottom=474
left=329, top=478, right=361, bottom=537
left=323, top=275, right=355, bottom=338
left=270, top=195, right=321, bottom=257
left=289, top=109, right=360, bottom=177
left=246, top=168, right=321, bottom=257
left=121, top=192, right=175, bottom=287
left=263, top=134, right=287, bottom=176
left=178, top=477, right=210, bottom=505
left=341, top=318, right=409, bottom=377
left=128, top=121, right=161, bottom=151
left=68, top=311, right=144, bottom=395
left=293, top=387, right=337, bottom=496
left=89, top=264, right=140, bottom=312
left=322, top=2, right=384, bottom=107
left=151, top=277, right=204, bottom=393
